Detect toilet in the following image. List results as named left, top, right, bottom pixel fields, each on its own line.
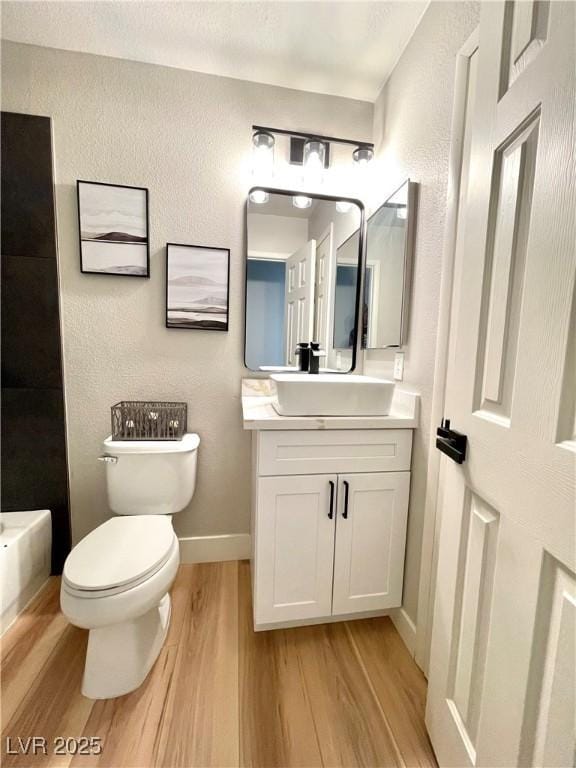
left=60, top=433, right=200, bottom=699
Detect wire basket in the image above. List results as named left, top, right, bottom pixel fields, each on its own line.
left=111, top=401, right=187, bottom=441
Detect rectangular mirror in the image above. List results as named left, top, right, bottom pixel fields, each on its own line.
left=245, top=188, right=364, bottom=372
left=363, top=180, right=417, bottom=348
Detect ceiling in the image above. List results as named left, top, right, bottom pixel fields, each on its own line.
left=1, top=1, right=428, bottom=101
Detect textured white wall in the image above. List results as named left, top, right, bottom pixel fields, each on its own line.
left=1, top=41, right=372, bottom=544
left=365, top=1, right=480, bottom=624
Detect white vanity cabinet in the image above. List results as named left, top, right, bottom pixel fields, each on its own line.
left=251, top=428, right=413, bottom=629
left=255, top=474, right=337, bottom=624
left=331, top=471, right=410, bottom=616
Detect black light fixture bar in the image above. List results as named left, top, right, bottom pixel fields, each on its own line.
left=252, top=125, right=374, bottom=150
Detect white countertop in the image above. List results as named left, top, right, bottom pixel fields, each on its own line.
left=241, top=378, right=419, bottom=430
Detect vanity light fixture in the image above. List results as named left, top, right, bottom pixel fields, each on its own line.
left=252, top=130, right=275, bottom=177
left=303, top=139, right=327, bottom=184
left=251, top=126, right=374, bottom=176
left=352, top=146, right=374, bottom=166
left=336, top=201, right=353, bottom=213
left=249, top=189, right=269, bottom=204
left=293, top=195, right=312, bottom=209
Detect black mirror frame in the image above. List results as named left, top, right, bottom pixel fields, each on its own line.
left=244, top=186, right=366, bottom=374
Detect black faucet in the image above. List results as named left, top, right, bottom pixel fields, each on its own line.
left=308, top=342, right=324, bottom=374
left=295, top=342, right=310, bottom=372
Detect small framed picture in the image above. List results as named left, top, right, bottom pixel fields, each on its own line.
left=77, top=180, right=150, bottom=277
left=166, top=243, right=230, bottom=331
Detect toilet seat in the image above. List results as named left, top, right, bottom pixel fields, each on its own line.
left=61, top=535, right=179, bottom=630
left=63, top=516, right=176, bottom=598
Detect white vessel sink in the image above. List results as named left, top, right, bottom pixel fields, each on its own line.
left=271, top=374, right=395, bottom=417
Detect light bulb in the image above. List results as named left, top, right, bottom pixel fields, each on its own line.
left=293, top=195, right=312, bottom=209
left=304, top=139, right=326, bottom=185
left=352, top=146, right=374, bottom=166
left=249, top=189, right=269, bottom=204
left=252, top=131, right=275, bottom=178
left=336, top=201, right=353, bottom=214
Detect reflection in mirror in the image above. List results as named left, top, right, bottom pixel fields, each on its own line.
left=245, top=190, right=363, bottom=372
left=333, top=230, right=360, bottom=349
left=363, top=180, right=416, bottom=348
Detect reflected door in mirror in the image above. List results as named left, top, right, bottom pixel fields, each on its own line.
left=333, top=230, right=360, bottom=351
left=284, top=238, right=316, bottom=366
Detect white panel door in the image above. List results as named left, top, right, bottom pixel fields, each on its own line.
left=284, top=239, right=316, bottom=365
left=313, top=224, right=335, bottom=355
left=426, top=3, right=575, bottom=767
left=332, top=472, right=410, bottom=615
left=254, top=474, right=336, bottom=625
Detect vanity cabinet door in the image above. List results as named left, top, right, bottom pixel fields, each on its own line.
left=332, top=472, right=410, bottom=616
left=254, top=474, right=337, bottom=626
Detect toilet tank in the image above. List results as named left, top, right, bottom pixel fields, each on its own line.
left=101, top=434, right=200, bottom=515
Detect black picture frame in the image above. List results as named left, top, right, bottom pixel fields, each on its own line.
left=166, top=242, right=230, bottom=332
left=77, top=180, right=150, bottom=277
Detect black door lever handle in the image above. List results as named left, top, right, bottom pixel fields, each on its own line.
left=436, top=418, right=467, bottom=464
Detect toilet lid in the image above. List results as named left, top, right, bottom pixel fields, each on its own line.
left=63, top=516, right=175, bottom=592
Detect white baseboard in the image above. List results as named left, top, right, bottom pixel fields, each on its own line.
left=390, top=606, right=417, bottom=656
left=179, top=534, right=251, bottom=564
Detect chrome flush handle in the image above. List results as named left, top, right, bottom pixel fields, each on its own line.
left=98, top=454, right=118, bottom=464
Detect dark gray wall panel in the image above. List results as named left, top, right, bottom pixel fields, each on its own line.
left=1, top=112, right=57, bottom=259
left=1, top=255, right=63, bottom=389
left=1, top=111, right=70, bottom=573
left=1, top=388, right=71, bottom=569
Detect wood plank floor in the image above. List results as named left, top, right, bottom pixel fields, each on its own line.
left=1, top=562, right=437, bottom=768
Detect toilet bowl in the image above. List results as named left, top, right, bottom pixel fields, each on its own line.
left=61, top=434, right=199, bottom=699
